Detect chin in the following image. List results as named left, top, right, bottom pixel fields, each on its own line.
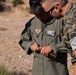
left=55, top=15, right=63, bottom=19
left=56, top=17, right=62, bottom=19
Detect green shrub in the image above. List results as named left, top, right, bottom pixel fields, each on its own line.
left=0, top=65, right=12, bottom=75
left=12, top=0, right=24, bottom=7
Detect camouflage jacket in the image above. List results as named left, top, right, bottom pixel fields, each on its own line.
left=63, top=2, right=76, bottom=64
left=63, top=2, right=76, bottom=44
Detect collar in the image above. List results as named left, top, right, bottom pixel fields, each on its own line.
left=44, top=17, right=56, bottom=25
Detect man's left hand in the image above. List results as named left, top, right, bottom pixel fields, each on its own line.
left=41, top=45, right=53, bottom=56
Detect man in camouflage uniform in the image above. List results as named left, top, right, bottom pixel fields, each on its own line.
left=19, top=1, right=69, bottom=75
left=41, top=0, right=76, bottom=74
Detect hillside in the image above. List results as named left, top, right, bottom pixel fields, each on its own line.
left=0, top=0, right=31, bottom=17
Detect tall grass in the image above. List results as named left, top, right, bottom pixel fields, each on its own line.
left=0, top=64, right=29, bottom=75
left=0, top=64, right=12, bottom=75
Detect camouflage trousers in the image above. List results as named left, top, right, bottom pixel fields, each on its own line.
left=67, top=54, right=74, bottom=75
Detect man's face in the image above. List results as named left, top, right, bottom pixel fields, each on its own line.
left=42, top=3, right=63, bottom=19
left=50, top=8, right=63, bottom=19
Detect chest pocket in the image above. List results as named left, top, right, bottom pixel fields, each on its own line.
left=43, top=23, right=61, bottom=45
left=43, top=29, right=59, bottom=46
left=44, top=30, right=55, bottom=37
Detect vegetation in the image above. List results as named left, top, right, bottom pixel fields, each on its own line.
left=0, top=64, right=28, bottom=75
left=0, top=64, right=12, bottom=75
left=12, top=0, right=24, bottom=7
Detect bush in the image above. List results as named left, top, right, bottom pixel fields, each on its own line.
left=12, top=0, right=24, bottom=7
left=0, top=65, right=12, bottom=75
left=0, top=64, right=29, bottom=75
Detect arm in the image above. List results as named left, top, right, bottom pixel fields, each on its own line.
left=19, top=18, right=35, bottom=55
left=41, top=18, right=68, bottom=57
left=49, top=41, right=67, bottom=54
left=49, top=19, right=68, bottom=54
left=74, top=63, right=76, bottom=75
left=40, top=40, right=67, bottom=59
left=63, top=7, right=76, bottom=64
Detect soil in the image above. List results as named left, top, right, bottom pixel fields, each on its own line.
left=0, top=0, right=75, bottom=75
left=0, top=15, right=34, bottom=75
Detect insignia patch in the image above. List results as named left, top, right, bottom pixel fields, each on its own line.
left=44, top=30, right=55, bottom=36
left=34, top=29, right=42, bottom=37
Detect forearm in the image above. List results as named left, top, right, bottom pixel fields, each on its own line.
left=19, top=37, right=35, bottom=55
left=74, top=63, right=76, bottom=75
left=49, top=41, right=67, bottom=54
left=19, top=23, right=33, bottom=54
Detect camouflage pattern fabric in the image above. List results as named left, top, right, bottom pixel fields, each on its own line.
left=63, top=2, right=76, bottom=64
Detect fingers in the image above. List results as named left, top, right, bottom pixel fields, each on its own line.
left=41, top=47, right=48, bottom=56
left=40, top=46, right=53, bottom=56
left=30, top=43, right=41, bottom=51
left=30, top=44, right=52, bottom=56
left=34, top=43, right=41, bottom=51
left=38, top=47, right=42, bottom=50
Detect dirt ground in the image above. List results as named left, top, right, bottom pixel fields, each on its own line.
left=0, top=14, right=34, bottom=75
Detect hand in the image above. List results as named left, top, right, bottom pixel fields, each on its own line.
left=41, top=45, right=53, bottom=56
left=30, top=43, right=41, bottom=51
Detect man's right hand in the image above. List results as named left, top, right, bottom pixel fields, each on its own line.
left=30, top=43, right=41, bottom=51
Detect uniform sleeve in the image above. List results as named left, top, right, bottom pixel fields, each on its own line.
left=63, top=8, right=76, bottom=47
left=63, top=5, right=76, bottom=64
left=49, top=41, right=67, bottom=54
left=49, top=18, right=68, bottom=54
left=19, top=18, right=35, bottom=55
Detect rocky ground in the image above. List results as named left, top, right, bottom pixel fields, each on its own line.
left=0, top=15, right=34, bottom=75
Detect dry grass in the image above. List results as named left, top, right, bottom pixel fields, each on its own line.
left=0, top=27, right=7, bottom=31
left=0, top=0, right=31, bottom=18
left=0, top=9, right=31, bottom=18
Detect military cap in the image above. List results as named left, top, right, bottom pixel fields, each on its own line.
left=41, top=0, right=62, bottom=12
left=29, top=0, right=41, bottom=6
